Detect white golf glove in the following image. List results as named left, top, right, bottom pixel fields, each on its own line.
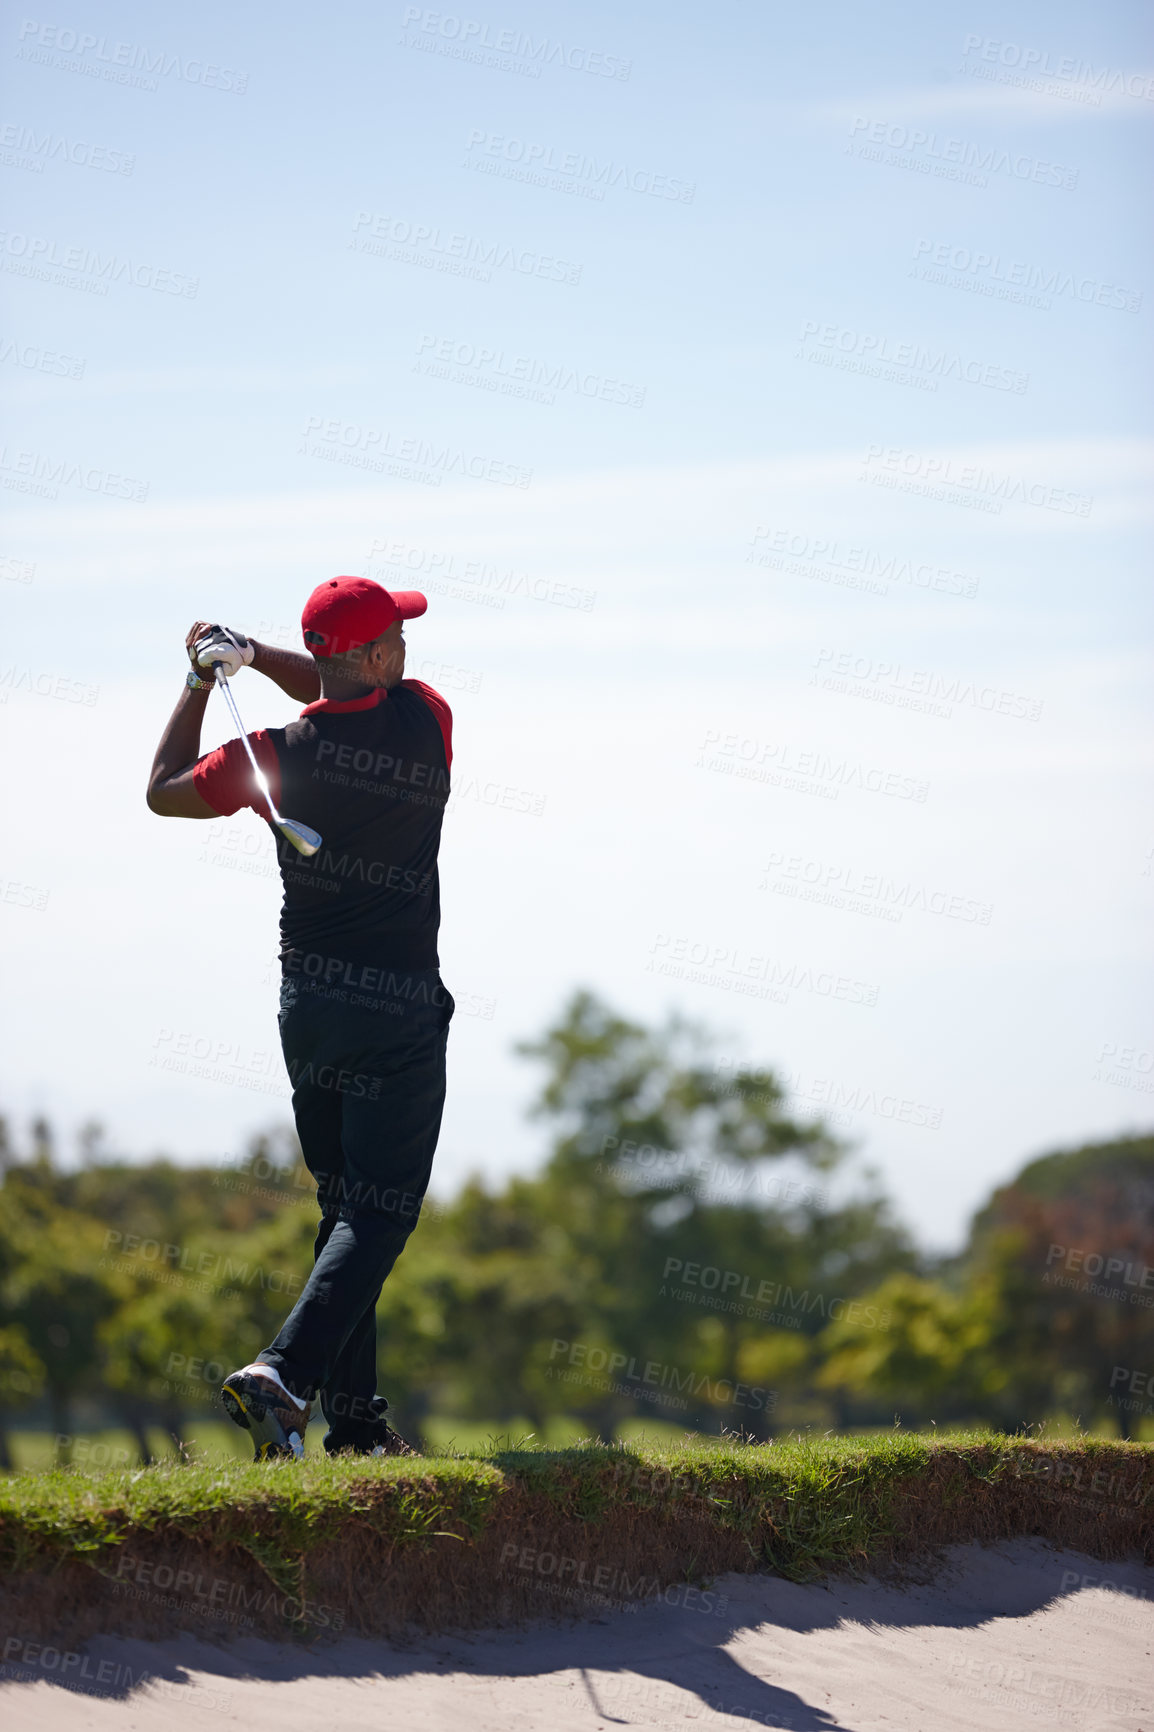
left=194, top=624, right=254, bottom=679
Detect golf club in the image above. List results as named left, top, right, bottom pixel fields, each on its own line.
left=210, top=661, right=323, bottom=857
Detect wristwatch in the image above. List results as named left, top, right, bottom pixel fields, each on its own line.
left=186, top=668, right=214, bottom=691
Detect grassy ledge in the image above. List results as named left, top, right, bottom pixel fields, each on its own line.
left=0, top=1433, right=1150, bottom=1644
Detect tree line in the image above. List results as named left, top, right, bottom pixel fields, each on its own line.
left=1, top=990, right=1151, bottom=1464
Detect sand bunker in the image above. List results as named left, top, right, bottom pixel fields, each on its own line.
left=0, top=1537, right=1150, bottom=1730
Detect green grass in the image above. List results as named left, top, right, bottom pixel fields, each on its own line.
left=8, top=1405, right=1146, bottom=1479
left=5, top=1412, right=703, bottom=1474
left=6, top=1423, right=253, bottom=1474
left=1, top=1430, right=1149, bottom=1575
left=0, top=1431, right=1149, bottom=1640
left=419, top=1414, right=597, bottom=1452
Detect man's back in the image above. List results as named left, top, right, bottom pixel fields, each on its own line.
left=273, top=679, right=451, bottom=973
left=194, top=677, right=452, bottom=973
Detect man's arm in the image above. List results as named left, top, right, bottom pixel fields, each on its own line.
left=250, top=638, right=322, bottom=705
left=146, top=681, right=218, bottom=817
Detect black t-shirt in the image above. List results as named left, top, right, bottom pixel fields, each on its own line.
left=193, top=680, right=451, bottom=974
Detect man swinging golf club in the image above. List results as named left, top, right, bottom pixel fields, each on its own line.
left=146, top=576, right=455, bottom=1458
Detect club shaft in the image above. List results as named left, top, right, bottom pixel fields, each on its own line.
left=212, top=664, right=284, bottom=824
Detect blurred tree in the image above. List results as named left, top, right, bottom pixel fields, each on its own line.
left=2, top=1075, right=1147, bottom=1457
left=964, top=1133, right=1154, bottom=1434
left=77, top=1120, right=108, bottom=1167
left=814, top=1272, right=995, bottom=1423
left=0, top=1324, right=44, bottom=1469
left=100, top=1283, right=249, bottom=1461
left=0, top=1116, right=15, bottom=1177
left=29, top=1117, right=54, bottom=1168
left=0, top=1196, right=127, bottom=1461
left=402, top=989, right=914, bottom=1438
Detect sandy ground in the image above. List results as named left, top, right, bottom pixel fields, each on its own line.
left=0, top=1538, right=1150, bottom=1731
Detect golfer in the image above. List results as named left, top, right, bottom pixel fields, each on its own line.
left=146, top=576, right=455, bottom=1458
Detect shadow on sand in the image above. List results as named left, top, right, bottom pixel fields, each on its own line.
left=1, top=1539, right=1151, bottom=1730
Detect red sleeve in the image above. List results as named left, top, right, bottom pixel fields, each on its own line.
left=192, top=730, right=282, bottom=820
left=402, top=679, right=452, bottom=770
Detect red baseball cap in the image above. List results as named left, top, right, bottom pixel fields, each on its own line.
left=301, top=576, right=427, bottom=656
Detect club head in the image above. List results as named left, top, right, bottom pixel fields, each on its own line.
left=277, top=819, right=323, bottom=857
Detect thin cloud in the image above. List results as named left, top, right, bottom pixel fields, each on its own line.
left=810, top=75, right=1154, bottom=126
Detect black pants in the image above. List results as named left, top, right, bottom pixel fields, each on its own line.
left=258, top=965, right=453, bottom=1442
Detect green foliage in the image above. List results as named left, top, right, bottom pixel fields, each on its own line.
left=0, top=1008, right=1150, bottom=1460
left=0, top=1326, right=44, bottom=1409
left=962, top=1133, right=1154, bottom=1433
left=816, top=1273, right=994, bottom=1416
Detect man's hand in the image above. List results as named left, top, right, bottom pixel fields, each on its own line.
left=183, top=618, right=322, bottom=705
left=187, top=621, right=255, bottom=680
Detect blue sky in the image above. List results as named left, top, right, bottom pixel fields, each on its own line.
left=2, top=0, right=1151, bottom=1248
